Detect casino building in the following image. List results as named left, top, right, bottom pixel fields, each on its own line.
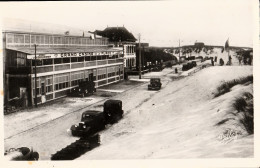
left=3, top=30, right=124, bottom=107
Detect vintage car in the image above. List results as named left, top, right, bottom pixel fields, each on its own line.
left=71, top=100, right=124, bottom=137
left=69, top=81, right=96, bottom=97
left=70, top=110, right=105, bottom=137
left=4, top=147, right=39, bottom=161
left=148, top=78, right=162, bottom=90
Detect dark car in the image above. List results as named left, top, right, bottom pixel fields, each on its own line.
left=148, top=78, right=162, bottom=90
left=70, top=110, right=105, bottom=137
left=70, top=100, right=124, bottom=137
left=69, top=81, right=96, bottom=98
left=4, top=147, right=39, bottom=161
left=103, top=99, right=124, bottom=124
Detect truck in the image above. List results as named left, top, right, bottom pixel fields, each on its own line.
left=4, top=147, right=39, bottom=161
left=69, top=80, right=96, bottom=98
left=70, top=99, right=124, bottom=137
left=148, top=78, right=162, bottom=90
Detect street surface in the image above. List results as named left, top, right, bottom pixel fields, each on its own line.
left=4, top=61, right=253, bottom=160
left=4, top=66, right=176, bottom=160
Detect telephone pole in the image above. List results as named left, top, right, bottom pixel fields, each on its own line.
left=179, top=39, right=181, bottom=63
left=34, top=44, right=37, bottom=107
left=138, top=34, right=141, bottom=79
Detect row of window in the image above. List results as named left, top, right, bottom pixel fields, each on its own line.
left=32, top=65, right=122, bottom=94
left=6, top=33, right=108, bottom=46
left=33, top=72, right=123, bottom=97
left=30, top=55, right=121, bottom=66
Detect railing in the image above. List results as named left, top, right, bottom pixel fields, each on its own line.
left=29, top=59, right=124, bottom=74
left=85, top=61, right=96, bottom=67
left=97, top=60, right=107, bottom=65
left=55, top=64, right=70, bottom=71
left=116, top=58, right=124, bottom=63
left=71, top=62, right=84, bottom=69
left=108, top=59, right=116, bottom=64
left=33, top=65, right=53, bottom=73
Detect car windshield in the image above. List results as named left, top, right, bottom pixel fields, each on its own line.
left=82, top=114, right=95, bottom=119
left=151, top=79, right=160, bottom=83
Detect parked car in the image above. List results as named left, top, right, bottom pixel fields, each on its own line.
left=148, top=78, right=162, bottom=90
left=4, top=147, right=39, bottom=161
left=69, top=81, right=96, bottom=97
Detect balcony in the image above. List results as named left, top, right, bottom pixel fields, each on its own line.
left=71, top=62, right=84, bottom=69
left=28, top=58, right=124, bottom=74
left=32, top=65, right=53, bottom=73
left=55, top=64, right=70, bottom=71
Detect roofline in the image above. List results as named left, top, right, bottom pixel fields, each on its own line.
left=6, top=46, right=123, bottom=55
left=2, top=30, right=109, bottom=39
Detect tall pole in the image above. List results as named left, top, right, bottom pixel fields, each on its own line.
left=138, top=34, right=141, bottom=79
left=34, top=44, right=37, bottom=107
left=179, top=39, right=181, bottom=64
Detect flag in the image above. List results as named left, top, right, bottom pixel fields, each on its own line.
left=225, top=38, right=229, bottom=51
left=64, top=31, right=70, bottom=35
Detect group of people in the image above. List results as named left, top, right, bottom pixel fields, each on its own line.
left=211, top=55, right=232, bottom=66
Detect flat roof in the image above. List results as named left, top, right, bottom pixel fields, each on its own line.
left=6, top=46, right=123, bottom=55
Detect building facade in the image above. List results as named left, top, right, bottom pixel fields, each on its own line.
left=93, top=26, right=137, bottom=70
left=3, top=31, right=124, bottom=107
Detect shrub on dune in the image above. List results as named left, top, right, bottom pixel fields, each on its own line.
left=232, top=92, right=254, bottom=134
left=214, top=75, right=253, bottom=97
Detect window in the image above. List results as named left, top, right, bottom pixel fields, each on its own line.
left=71, top=71, right=84, bottom=86
left=78, top=57, right=84, bottom=62
left=54, top=73, right=69, bottom=90
left=97, top=68, right=106, bottom=80
left=71, top=57, right=78, bottom=62
left=90, top=56, right=96, bottom=61
left=102, top=55, right=107, bottom=60
left=63, top=58, right=70, bottom=63
left=85, top=56, right=90, bottom=61
left=54, top=58, right=62, bottom=64
left=17, top=52, right=26, bottom=67
left=46, top=76, right=53, bottom=93
left=43, top=59, right=53, bottom=65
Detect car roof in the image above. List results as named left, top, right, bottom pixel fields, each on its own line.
left=104, top=99, right=122, bottom=104
left=82, top=110, right=102, bottom=115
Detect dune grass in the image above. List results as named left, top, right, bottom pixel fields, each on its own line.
left=214, top=75, right=253, bottom=97
left=232, top=92, right=254, bottom=134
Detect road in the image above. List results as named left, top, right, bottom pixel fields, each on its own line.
left=4, top=68, right=175, bottom=160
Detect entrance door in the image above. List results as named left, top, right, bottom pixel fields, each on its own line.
left=41, top=82, right=45, bottom=95
left=89, top=73, right=94, bottom=81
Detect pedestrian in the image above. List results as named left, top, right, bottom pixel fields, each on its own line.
left=238, top=56, right=242, bottom=65
left=228, top=55, right=232, bottom=65
left=219, top=58, right=224, bottom=66
left=214, top=56, right=217, bottom=62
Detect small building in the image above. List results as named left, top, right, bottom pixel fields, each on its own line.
left=3, top=30, right=124, bottom=107
left=92, top=26, right=137, bottom=70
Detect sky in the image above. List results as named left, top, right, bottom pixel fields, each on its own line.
left=0, top=0, right=256, bottom=47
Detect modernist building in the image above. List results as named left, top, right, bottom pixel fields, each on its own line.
left=3, top=30, right=124, bottom=107
left=92, top=26, right=137, bottom=70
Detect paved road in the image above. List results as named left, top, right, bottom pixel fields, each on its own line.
left=4, top=68, right=175, bottom=160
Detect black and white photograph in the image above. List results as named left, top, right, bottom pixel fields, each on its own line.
left=0, top=0, right=259, bottom=167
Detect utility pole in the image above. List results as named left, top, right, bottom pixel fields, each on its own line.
left=34, top=44, right=37, bottom=107
left=138, top=34, right=141, bottom=79
left=178, top=39, right=181, bottom=64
